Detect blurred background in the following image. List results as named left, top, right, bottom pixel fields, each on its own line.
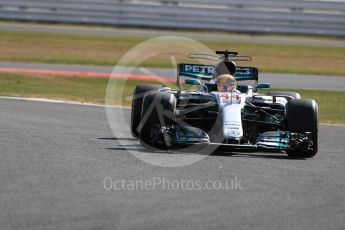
left=0, top=0, right=344, bottom=123
left=1, top=0, right=344, bottom=35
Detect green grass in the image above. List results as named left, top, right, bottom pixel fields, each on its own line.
left=1, top=30, right=345, bottom=76
left=0, top=72, right=344, bottom=124
left=270, top=89, right=345, bottom=124
left=0, top=72, right=151, bottom=105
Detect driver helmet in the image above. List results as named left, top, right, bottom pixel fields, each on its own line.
left=215, top=74, right=238, bottom=92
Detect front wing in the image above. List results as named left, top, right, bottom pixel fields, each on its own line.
left=150, top=125, right=314, bottom=152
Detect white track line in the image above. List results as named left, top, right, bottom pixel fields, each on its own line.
left=0, top=96, right=130, bottom=109
left=321, top=123, right=345, bottom=127
left=1, top=96, right=344, bottom=127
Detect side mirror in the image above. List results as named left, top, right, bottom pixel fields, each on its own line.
left=256, top=83, right=271, bottom=89
left=185, top=79, right=202, bottom=85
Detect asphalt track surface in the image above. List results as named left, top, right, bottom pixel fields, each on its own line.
left=1, top=97, right=345, bottom=230
left=1, top=22, right=345, bottom=47
left=1, top=61, right=345, bottom=91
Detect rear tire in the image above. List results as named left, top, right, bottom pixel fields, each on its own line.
left=268, top=91, right=301, bottom=100
left=131, top=84, right=162, bottom=138
left=139, top=91, right=176, bottom=149
left=285, top=99, right=318, bottom=158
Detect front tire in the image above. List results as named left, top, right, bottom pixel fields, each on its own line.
left=131, top=84, right=162, bottom=138
left=285, top=99, right=318, bottom=158
left=139, top=91, right=176, bottom=149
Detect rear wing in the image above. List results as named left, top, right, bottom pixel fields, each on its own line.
left=235, top=67, right=259, bottom=81
left=178, top=63, right=258, bottom=82
left=178, top=64, right=214, bottom=81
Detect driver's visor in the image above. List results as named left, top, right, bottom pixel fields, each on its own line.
left=217, top=84, right=231, bottom=92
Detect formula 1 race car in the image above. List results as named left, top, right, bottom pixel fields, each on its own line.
left=131, top=50, right=318, bottom=158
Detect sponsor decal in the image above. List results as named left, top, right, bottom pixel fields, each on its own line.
left=181, top=64, right=214, bottom=76
left=235, top=68, right=251, bottom=75
left=225, top=122, right=240, bottom=129
left=226, top=131, right=241, bottom=136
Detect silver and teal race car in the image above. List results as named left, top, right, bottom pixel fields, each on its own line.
left=131, top=50, right=318, bottom=158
